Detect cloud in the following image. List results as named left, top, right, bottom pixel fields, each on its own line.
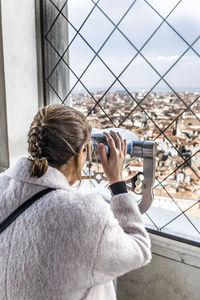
left=67, top=0, right=200, bottom=89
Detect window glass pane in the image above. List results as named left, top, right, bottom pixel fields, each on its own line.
left=43, top=0, right=200, bottom=242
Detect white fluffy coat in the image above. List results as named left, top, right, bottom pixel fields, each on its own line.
left=0, top=157, right=151, bottom=299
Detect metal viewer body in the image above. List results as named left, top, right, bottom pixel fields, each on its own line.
left=89, top=127, right=157, bottom=214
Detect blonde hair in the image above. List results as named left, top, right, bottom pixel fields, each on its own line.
left=27, top=104, right=91, bottom=181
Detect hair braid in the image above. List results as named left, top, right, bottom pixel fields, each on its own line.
left=27, top=104, right=91, bottom=180
left=28, top=108, right=48, bottom=177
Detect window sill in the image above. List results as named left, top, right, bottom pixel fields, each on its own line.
left=149, top=232, right=200, bottom=268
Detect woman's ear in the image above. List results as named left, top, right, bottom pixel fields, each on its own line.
left=79, top=144, right=87, bottom=154
left=79, top=144, right=87, bottom=167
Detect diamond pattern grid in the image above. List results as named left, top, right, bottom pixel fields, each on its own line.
left=140, top=22, right=188, bottom=75
left=166, top=0, right=200, bottom=45
left=145, top=0, right=181, bottom=19
left=42, top=0, right=200, bottom=242
left=145, top=0, right=200, bottom=59
left=118, top=0, right=162, bottom=50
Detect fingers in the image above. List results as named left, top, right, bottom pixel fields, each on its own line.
left=117, top=132, right=124, bottom=153
left=110, top=131, right=121, bottom=152
left=98, top=131, right=127, bottom=184
left=103, top=131, right=126, bottom=157
left=117, top=133, right=127, bottom=157
left=103, top=132, right=116, bottom=155
left=123, top=139, right=127, bottom=156
left=98, top=143, right=107, bottom=168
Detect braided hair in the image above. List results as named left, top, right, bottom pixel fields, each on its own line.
left=27, top=104, right=91, bottom=179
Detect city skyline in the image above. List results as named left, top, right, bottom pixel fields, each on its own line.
left=71, top=90, right=200, bottom=220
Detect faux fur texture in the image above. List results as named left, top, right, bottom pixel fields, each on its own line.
left=0, top=157, right=151, bottom=300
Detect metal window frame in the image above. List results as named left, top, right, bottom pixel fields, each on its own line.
left=38, top=0, right=70, bottom=105
left=0, top=1, right=9, bottom=173
left=39, top=0, right=200, bottom=246
left=35, top=0, right=49, bottom=107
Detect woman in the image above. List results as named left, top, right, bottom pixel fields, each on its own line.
left=0, top=104, right=151, bottom=300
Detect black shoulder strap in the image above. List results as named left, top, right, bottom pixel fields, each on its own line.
left=0, top=188, right=55, bottom=234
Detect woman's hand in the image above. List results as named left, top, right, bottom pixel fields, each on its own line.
left=98, top=131, right=127, bottom=185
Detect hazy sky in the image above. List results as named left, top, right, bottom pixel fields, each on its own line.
left=64, top=0, right=200, bottom=91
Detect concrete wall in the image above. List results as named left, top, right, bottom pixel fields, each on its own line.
left=118, top=234, right=200, bottom=300
left=1, top=0, right=40, bottom=165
